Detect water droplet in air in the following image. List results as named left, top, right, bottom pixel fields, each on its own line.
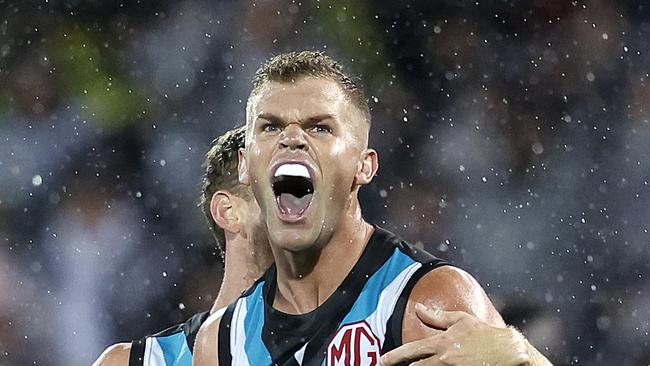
left=32, top=175, right=42, bottom=186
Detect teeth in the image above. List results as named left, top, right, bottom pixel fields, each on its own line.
left=274, top=163, right=310, bottom=179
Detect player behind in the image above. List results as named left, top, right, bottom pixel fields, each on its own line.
left=193, top=51, right=551, bottom=365
left=92, top=126, right=273, bottom=366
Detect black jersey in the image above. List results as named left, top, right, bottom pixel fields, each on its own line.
left=128, top=311, right=209, bottom=366
left=217, top=226, right=448, bottom=366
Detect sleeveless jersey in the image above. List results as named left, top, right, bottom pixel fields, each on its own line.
left=217, top=226, right=448, bottom=366
left=129, top=311, right=210, bottom=366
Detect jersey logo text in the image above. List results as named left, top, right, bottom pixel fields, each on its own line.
left=327, top=320, right=381, bottom=366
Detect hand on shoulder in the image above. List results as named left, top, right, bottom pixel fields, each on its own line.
left=403, top=265, right=505, bottom=343
left=384, top=304, right=531, bottom=365
left=381, top=266, right=552, bottom=366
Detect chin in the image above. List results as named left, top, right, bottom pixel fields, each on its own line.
left=269, top=224, right=320, bottom=252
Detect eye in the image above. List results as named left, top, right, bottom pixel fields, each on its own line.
left=311, top=124, right=333, bottom=134
left=261, top=123, right=280, bottom=133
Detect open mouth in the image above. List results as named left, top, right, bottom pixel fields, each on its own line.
left=272, top=163, right=314, bottom=218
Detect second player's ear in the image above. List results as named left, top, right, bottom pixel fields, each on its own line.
left=238, top=148, right=249, bottom=185
left=210, top=190, right=241, bottom=235
left=355, top=148, right=379, bottom=185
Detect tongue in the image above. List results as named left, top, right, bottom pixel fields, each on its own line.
left=278, top=193, right=313, bottom=216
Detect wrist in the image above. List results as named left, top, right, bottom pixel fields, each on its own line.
left=506, top=326, right=532, bottom=366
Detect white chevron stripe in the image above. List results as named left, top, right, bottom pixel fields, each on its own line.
left=230, top=298, right=251, bottom=366
left=143, top=337, right=167, bottom=366
left=368, top=261, right=422, bottom=344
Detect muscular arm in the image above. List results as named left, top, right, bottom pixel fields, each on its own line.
left=383, top=266, right=551, bottom=365
left=193, top=312, right=222, bottom=366
left=91, top=343, right=131, bottom=366
left=403, top=265, right=505, bottom=343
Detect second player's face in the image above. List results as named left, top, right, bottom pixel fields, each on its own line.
left=243, top=77, right=368, bottom=252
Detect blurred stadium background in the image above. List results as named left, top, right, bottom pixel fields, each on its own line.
left=1, top=0, right=649, bottom=364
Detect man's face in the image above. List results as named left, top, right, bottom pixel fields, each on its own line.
left=241, top=77, right=371, bottom=252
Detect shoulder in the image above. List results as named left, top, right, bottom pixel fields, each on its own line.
left=91, top=342, right=131, bottom=366
left=402, top=265, right=505, bottom=342
left=193, top=309, right=224, bottom=366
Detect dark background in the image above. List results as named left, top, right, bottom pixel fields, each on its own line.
left=1, top=0, right=649, bottom=364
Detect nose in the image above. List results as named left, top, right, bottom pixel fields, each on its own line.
left=279, top=125, right=308, bottom=151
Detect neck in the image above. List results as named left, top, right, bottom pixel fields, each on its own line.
left=272, top=198, right=374, bottom=314
left=211, top=235, right=273, bottom=312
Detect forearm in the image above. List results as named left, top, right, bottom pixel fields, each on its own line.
left=511, top=328, right=553, bottom=366
left=523, top=339, right=553, bottom=365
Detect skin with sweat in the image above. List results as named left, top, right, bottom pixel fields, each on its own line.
left=194, top=76, right=508, bottom=366
left=95, top=76, right=551, bottom=366
left=238, top=78, right=505, bottom=331
left=238, top=77, right=378, bottom=313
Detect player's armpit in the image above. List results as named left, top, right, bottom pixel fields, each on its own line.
left=91, top=342, right=131, bottom=366
left=193, top=311, right=222, bottom=366
left=403, top=265, right=505, bottom=343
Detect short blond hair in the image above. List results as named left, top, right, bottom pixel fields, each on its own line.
left=248, top=51, right=371, bottom=124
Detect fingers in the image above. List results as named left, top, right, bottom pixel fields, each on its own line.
left=414, top=303, right=470, bottom=330
left=380, top=337, right=441, bottom=366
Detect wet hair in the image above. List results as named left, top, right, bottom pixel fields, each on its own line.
left=199, top=125, right=249, bottom=260
left=249, top=50, right=371, bottom=123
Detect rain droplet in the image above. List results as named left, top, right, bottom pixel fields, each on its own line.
left=586, top=72, right=595, bottom=82
left=32, top=174, right=42, bottom=186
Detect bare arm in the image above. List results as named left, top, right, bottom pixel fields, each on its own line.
left=91, top=343, right=131, bottom=366
left=193, top=311, right=222, bottom=366
left=519, top=332, right=554, bottom=366
left=402, top=265, right=505, bottom=344
left=381, top=266, right=552, bottom=365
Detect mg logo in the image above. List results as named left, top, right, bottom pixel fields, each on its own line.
left=327, top=320, right=381, bottom=366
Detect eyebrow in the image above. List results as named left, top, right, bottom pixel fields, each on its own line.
left=256, top=113, right=335, bottom=126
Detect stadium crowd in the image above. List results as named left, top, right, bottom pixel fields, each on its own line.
left=0, top=0, right=648, bottom=364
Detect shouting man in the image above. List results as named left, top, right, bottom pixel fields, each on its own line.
left=194, top=51, right=551, bottom=365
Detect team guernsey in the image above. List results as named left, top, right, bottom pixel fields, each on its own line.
left=129, top=311, right=210, bottom=366
left=218, top=226, right=448, bottom=366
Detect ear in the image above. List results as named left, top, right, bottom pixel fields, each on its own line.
left=209, top=190, right=241, bottom=235
left=355, top=148, right=378, bottom=185
left=238, top=148, right=249, bottom=185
